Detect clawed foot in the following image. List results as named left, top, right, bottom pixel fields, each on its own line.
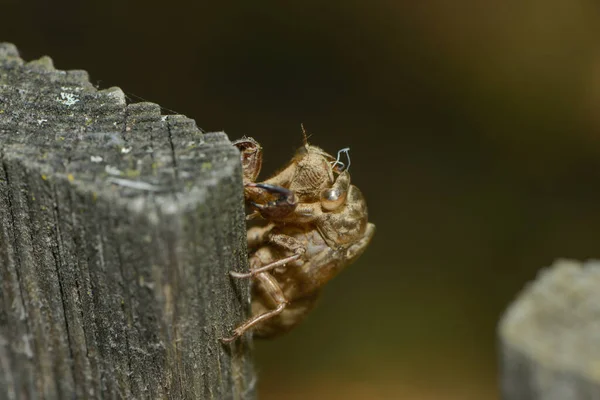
left=229, top=270, right=253, bottom=279
left=246, top=210, right=261, bottom=220
left=246, top=183, right=297, bottom=219
left=220, top=328, right=244, bottom=344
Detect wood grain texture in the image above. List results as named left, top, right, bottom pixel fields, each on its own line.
left=0, top=42, right=255, bottom=399
left=499, top=259, right=600, bottom=400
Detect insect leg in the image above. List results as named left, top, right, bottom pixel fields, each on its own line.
left=229, top=254, right=300, bottom=278
left=246, top=223, right=275, bottom=249
left=221, top=272, right=287, bottom=343
left=245, top=210, right=261, bottom=221
left=246, top=183, right=297, bottom=219
left=258, top=202, right=322, bottom=224
left=268, top=233, right=306, bottom=255
left=230, top=233, right=306, bottom=278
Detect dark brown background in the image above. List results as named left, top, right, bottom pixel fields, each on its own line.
left=5, top=1, right=600, bottom=398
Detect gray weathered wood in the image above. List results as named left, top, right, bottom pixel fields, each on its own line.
left=499, top=259, right=600, bottom=400
left=0, top=42, right=255, bottom=399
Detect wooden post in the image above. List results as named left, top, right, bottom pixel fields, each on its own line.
left=499, top=259, right=600, bottom=400
left=0, top=43, right=255, bottom=399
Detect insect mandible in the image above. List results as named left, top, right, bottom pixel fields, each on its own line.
left=222, top=130, right=375, bottom=342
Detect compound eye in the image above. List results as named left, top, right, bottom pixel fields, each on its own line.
left=321, top=187, right=347, bottom=211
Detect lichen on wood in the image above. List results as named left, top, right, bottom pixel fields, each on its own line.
left=0, top=42, right=254, bottom=399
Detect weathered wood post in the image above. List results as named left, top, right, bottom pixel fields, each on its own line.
left=0, top=43, right=255, bottom=399
left=499, top=259, right=600, bottom=400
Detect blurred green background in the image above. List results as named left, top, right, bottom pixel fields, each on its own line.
left=5, top=1, right=600, bottom=398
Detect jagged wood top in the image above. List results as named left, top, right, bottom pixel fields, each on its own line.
left=0, top=42, right=235, bottom=203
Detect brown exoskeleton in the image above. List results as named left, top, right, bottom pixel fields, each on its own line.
left=222, top=132, right=375, bottom=342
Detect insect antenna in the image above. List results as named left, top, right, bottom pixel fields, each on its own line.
left=300, top=123, right=314, bottom=146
